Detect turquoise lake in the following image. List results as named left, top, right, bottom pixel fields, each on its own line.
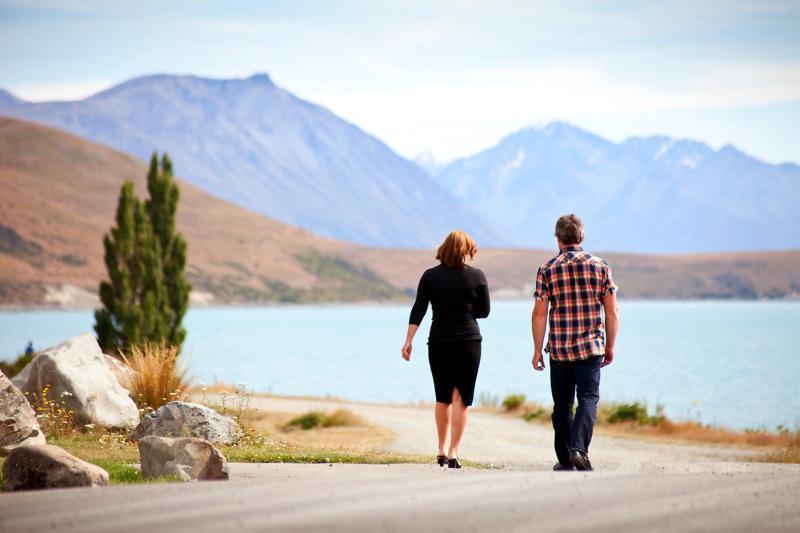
left=1, top=301, right=798, bottom=431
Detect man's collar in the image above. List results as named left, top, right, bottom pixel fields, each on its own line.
left=559, top=244, right=583, bottom=253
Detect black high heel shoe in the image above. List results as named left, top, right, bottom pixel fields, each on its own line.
left=447, top=457, right=462, bottom=469
left=437, top=455, right=447, bottom=467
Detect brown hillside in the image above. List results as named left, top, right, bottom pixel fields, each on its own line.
left=0, top=117, right=398, bottom=306
left=351, top=247, right=800, bottom=300
left=1, top=116, right=798, bottom=307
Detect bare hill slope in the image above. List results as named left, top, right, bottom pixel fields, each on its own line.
left=0, top=117, right=399, bottom=306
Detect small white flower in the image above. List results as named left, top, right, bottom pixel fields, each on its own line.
left=60, top=391, right=73, bottom=397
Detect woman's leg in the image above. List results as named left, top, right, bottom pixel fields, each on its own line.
left=448, top=388, right=468, bottom=458
left=435, top=402, right=451, bottom=456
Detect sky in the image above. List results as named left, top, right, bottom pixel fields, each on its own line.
left=1, top=0, right=799, bottom=165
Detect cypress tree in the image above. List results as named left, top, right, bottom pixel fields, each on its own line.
left=94, top=152, right=191, bottom=354
left=145, top=153, right=190, bottom=348
left=95, top=180, right=143, bottom=352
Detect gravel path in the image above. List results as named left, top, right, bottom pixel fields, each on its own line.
left=240, top=394, right=755, bottom=471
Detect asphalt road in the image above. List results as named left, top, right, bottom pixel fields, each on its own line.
left=2, top=396, right=799, bottom=532
left=2, top=462, right=799, bottom=532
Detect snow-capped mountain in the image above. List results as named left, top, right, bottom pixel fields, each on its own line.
left=436, top=122, right=800, bottom=252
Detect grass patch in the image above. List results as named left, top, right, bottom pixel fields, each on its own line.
left=320, top=409, right=366, bottom=428
left=284, top=409, right=366, bottom=431
left=502, top=398, right=800, bottom=462
left=90, top=460, right=181, bottom=485
left=49, top=432, right=140, bottom=464
left=604, top=402, right=664, bottom=425
left=501, top=393, right=526, bottom=412
left=222, top=442, right=485, bottom=467
left=522, top=404, right=546, bottom=421
left=286, top=411, right=323, bottom=430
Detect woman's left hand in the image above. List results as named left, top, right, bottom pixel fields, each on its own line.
left=401, top=341, right=412, bottom=361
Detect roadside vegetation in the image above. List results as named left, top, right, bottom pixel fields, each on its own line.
left=497, top=393, right=800, bottom=462
left=122, top=341, right=190, bottom=409
left=0, top=350, right=33, bottom=377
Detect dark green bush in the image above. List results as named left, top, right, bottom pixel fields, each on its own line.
left=502, top=394, right=526, bottom=411
left=286, top=411, right=323, bottom=430
left=523, top=406, right=546, bottom=421
left=607, top=402, right=663, bottom=425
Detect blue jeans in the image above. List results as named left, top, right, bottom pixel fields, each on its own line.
left=550, top=355, right=602, bottom=465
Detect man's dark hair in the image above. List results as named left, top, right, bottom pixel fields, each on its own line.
left=555, top=214, right=585, bottom=245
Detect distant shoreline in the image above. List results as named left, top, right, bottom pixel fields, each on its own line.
left=2, top=295, right=800, bottom=313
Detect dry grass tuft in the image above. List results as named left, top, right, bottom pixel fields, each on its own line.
left=122, top=342, right=190, bottom=409
left=321, top=409, right=366, bottom=428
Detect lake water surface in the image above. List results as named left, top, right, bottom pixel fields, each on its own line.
left=1, top=301, right=797, bottom=431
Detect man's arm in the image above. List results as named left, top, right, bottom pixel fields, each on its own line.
left=602, top=292, right=619, bottom=367
left=531, top=299, right=548, bottom=371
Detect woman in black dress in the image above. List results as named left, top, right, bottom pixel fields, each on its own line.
left=401, top=230, right=490, bottom=469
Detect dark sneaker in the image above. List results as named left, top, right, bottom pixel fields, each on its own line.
left=553, top=462, right=575, bottom=471
left=569, top=450, right=593, bottom=471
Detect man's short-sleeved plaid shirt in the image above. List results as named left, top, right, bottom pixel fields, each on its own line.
left=534, top=245, right=617, bottom=361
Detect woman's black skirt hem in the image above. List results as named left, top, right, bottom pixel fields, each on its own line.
left=428, top=340, right=481, bottom=406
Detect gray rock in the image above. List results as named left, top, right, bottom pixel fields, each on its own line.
left=12, top=334, right=139, bottom=430
left=1, top=370, right=46, bottom=455
left=129, top=401, right=242, bottom=445
left=138, top=436, right=228, bottom=481
left=2, top=444, right=109, bottom=491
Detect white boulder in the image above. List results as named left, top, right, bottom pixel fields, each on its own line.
left=12, top=333, right=139, bottom=429
left=1, top=370, right=46, bottom=455
left=138, top=436, right=229, bottom=481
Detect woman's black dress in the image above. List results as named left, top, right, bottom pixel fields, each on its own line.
left=408, top=264, right=490, bottom=406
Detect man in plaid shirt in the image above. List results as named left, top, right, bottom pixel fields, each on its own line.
left=531, top=214, right=619, bottom=471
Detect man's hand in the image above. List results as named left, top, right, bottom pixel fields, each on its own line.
left=532, top=352, right=545, bottom=371
left=401, top=340, right=412, bottom=361
left=601, top=347, right=614, bottom=367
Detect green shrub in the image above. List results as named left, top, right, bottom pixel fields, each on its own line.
left=607, top=402, right=663, bottom=425
left=286, top=411, right=323, bottom=430
left=285, top=409, right=365, bottom=431
left=523, top=405, right=546, bottom=421
left=502, top=394, right=526, bottom=412
left=0, top=351, right=33, bottom=378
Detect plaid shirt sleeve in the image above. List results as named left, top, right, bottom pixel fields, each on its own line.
left=601, top=261, right=618, bottom=297
left=533, top=266, right=550, bottom=301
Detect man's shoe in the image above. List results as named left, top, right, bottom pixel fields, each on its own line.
left=553, top=462, right=575, bottom=471
left=569, top=450, right=593, bottom=471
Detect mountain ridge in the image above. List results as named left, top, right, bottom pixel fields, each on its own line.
left=435, top=121, right=800, bottom=252
left=0, top=73, right=504, bottom=248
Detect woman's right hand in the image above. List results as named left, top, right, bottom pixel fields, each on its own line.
left=401, top=340, right=412, bottom=361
